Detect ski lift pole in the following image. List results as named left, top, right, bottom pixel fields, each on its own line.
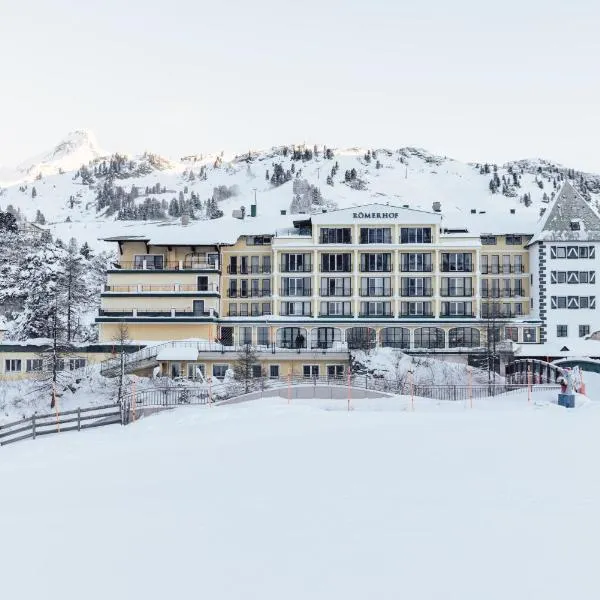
left=527, top=365, right=532, bottom=403
left=347, top=368, right=351, bottom=412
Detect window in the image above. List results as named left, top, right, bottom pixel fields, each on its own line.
left=400, top=227, right=432, bottom=244
left=133, top=254, right=164, bottom=269
left=441, top=301, right=473, bottom=317
left=320, top=277, right=352, bottom=297
left=567, top=246, right=579, bottom=259
left=247, top=236, right=272, bottom=246
left=257, top=327, right=270, bottom=346
left=239, top=304, right=249, bottom=317
left=320, top=228, right=351, bottom=244
left=449, top=327, right=480, bottom=348
left=551, top=271, right=567, bottom=284
left=187, top=363, right=206, bottom=379
left=228, top=303, right=237, bottom=316
left=263, top=256, right=272, bottom=273
left=579, top=271, right=589, bottom=284
left=579, top=325, right=591, bottom=338
left=441, top=277, right=472, bottom=297
left=278, top=327, right=307, bottom=349
left=213, top=364, right=229, bottom=379
left=281, top=253, right=311, bottom=272
left=414, top=328, right=445, bottom=349
left=557, top=325, right=568, bottom=338
left=400, top=301, right=432, bottom=316
left=281, top=277, right=311, bottom=296
left=360, top=301, right=392, bottom=316
left=240, top=327, right=252, bottom=345
left=568, top=296, right=579, bottom=309
left=551, top=246, right=566, bottom=259
left=269, top=365, right=280, bottom=378
left=360, top=253, right=391, bottom=272
left=505, top=327, right=519, bottom=342
left=26, top=359, right=43, bottom=372
left=346, top=327, right=376, bottom=350
left=551, top=296, right=567, bottom=309
left=380, top=327, right=410, bottom=349
left=401, top=253, right=433, bottom=272
left=480, top=255, right=488, bottom=274
left=5, top=359, right=21, bottom=372
left=401, top=277, right=432, bottom=297
left=361, top=277, right=392, bottom=296
left=327, top=365, right=345, bottom=379
left=319, top=301, right=352, bottom=316
left=312, top=327, right=342, bottom=349
left=567, top=271, right=579, bottom=284
left=481, top=236, right=497, bottom=245
left=321, top=253, right=352, bottom=272
left=251, top=365, right=262, bottom=378
left=360, top=228, right=392, bottom=244
left=506, top=235, right=522, bottom=245
left=280, top=301, right=311, bottom=316
left=441, top=253, right=473, bottom=272
left=262, top=302, right=272, bottom=315
left=303, top=365, right=319, bottom=378
left=522, top=328, right=536, bottom=343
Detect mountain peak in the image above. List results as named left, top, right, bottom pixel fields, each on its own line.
left=15, top=129, right=105, bottom=179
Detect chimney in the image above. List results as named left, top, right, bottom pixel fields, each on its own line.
left=470, top=209, right=476, bottom=214
left=510, top=209, right=516, bottom=214
left=432, top=201, right=441, bottom=213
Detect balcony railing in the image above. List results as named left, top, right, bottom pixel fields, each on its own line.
left=359, top=266, right=393, bottom=273
left=98, top=308, right=219, bottom=318
left=227, top=289, right=271, bottom=298
left=111, top=260, right=219, bottom=271
left=481, top=290, right=525, bottom=298
left=318, top=312, right=354, bottom=318
left=227, top=310, right=272, bottom=317
left=359, top=311, right=394, bottom=318
left=279, top=288, right=312, bottom=297
left=399, top=311, right=434, bottom=318
left=440, top=290, right=474, bottom=297
left=359, top=288, right=393, bottom=297
left=319, top=266, right=353, bottom=273
left=280, top=264, right=312, bottom=273
left=440, top=312, right=476, bottom=318
left=320, top=289, right=352, bottom=297
left=400, top=265, right=433, bottom=272
left=227, top=265, right=272, bottom=275
left=104, top=284, right=219, bottom=293
left=481, top=265, right=526, bottom=275
left=400, top=289, right=434, bottom=297
left=440, top=265, right=473, bottom=273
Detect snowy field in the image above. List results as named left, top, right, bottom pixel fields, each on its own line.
left=2, top=393, right=600, bottom=599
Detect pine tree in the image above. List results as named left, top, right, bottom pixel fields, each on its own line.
left=32, top=187, right=37, bottom=198
left=234, top=343, right=260, bottom=393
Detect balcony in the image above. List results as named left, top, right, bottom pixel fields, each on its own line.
left=227, top=265, right=271, bottom=275
left=111, top=260, right=219, bottom=272
left=400, top=288, right=433, bottom=297
left=103, top=284, right=219, bottom=293
left=400, top=265, right=433, bottom=272
left=280, top=264, right=312, bottom=273
left=481, top=265, right=526, bottom=275
left=440, top=290, right=474, bottom=298
left=227, top=289, right=271, bottom=298
left=279, top=288, right=312, bottom=297
left=481, top=290, right=525, bottom=299
left=98, top=308, right=218, bottom=318
left=359, top=311, right=394, bottom=318
left=318, top=312, right=354, bottom=318
left=440, top=265, right=473, bottom=273
left=398, top=311, right=434, bottom=318
left=227, top=309, right=272, bottom=317
left=360, top=288, right=393, bottom=297
left=439, top=312, right=475, bottom=318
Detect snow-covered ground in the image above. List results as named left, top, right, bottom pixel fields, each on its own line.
left=1, top=392, right=599, bottom=599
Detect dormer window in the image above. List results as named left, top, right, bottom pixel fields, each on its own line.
left=570, top=220, right=581, bottom=231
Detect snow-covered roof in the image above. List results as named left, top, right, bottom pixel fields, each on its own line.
left=528, top=181, right=600, bottom=244
left=156, top=347, right=199, bottom=361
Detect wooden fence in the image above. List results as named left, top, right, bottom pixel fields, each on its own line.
left=0, top=403, right=122, bottom=447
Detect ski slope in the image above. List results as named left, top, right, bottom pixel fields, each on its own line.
left=1, top=393, right=599, bottom=600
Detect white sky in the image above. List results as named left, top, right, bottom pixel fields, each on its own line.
left=1, top=0, right=599, bottom=171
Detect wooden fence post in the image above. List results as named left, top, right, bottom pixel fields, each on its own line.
left=32, top=415, right=36, bottom=440
left=77, top=407, right=81, bottom=431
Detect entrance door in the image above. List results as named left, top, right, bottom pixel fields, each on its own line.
left=193, top=300, right=205, bottom=315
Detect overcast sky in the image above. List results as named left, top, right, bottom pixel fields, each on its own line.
left=1, top=0, right=599, bottom=170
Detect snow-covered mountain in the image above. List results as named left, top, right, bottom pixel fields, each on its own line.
left=1, top=131, right=599, bottom=249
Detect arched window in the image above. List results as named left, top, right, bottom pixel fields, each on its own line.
left=346, top=327, right=376, bottom=350
left=414, top=327, right=445, bottom=349
left=449, top=327, right=481, bottom=348
left=277, top=327, right=307, bottom=349
left=380, top=327, right=410, bottom=349
left=311, top=327, right=342, bottom=349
